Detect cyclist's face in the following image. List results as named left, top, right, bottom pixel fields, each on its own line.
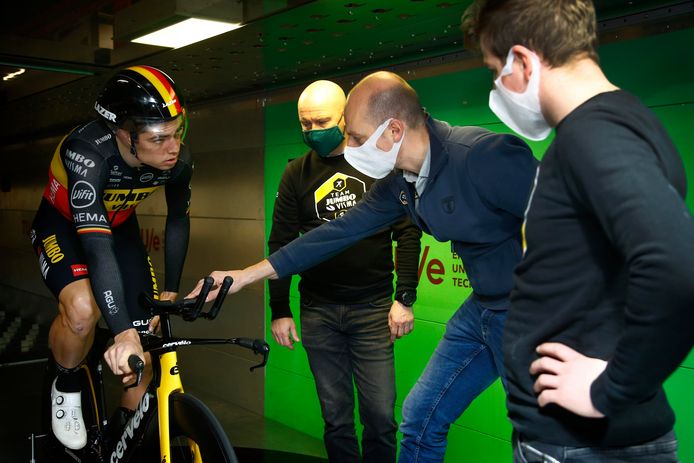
left=134, top=118, right=184, bottom=170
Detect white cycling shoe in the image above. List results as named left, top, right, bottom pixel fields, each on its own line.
left=51, top=377, right=87, bottom=450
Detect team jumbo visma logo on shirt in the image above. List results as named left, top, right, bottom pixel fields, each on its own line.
left=313, top=173, right=366, bottom=222
left=102, top=187, right=158, bottom=211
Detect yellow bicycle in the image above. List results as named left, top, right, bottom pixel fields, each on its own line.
left=32, top=276, right=269, bottom=462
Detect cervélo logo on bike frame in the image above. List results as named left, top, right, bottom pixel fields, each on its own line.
left=110, top=392, right=152, bottom=463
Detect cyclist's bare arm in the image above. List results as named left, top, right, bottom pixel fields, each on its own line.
left=148, top=291, right=177, bottom=333
left=187, top=259, right=278, bottom=301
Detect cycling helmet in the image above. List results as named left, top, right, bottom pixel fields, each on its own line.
left=95, top=65, right=185, bottom=130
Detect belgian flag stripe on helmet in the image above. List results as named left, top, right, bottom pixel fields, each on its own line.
left=127, top=65, right=182, bottom=118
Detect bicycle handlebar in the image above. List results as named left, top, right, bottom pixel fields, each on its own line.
left=134, top=275, right=270, bottom=376
left=139, top=275, right=233, bottom=321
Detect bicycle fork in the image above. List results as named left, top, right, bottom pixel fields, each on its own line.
left=157, top=351, right=202, bottom=463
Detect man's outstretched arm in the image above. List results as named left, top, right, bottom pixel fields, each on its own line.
left=187, top=259, right=278, bottom=301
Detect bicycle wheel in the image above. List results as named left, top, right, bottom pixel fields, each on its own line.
left=168, top=392, right=238, bottom=463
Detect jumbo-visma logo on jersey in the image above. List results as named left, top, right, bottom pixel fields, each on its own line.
left=313, top=173, right=366, bottom=221
left=102, top=187, right=159, bottom=212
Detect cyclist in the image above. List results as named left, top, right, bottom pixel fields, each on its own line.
left=29, top=65, right=192, bottom=450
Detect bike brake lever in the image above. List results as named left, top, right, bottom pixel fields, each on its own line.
left=124, top=355, right=145, bottom=390
left=249, top=339, right=270, bottom=372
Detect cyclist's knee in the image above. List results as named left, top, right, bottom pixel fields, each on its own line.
left=59, top=293, right=99, bottom=337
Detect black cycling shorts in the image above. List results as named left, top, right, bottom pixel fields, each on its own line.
left=30, top=199, right=157, bottom=329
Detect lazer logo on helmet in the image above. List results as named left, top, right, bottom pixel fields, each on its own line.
left=162, top=97, right=178, bottom=108
left=70, top=181, right=97, bottom=209
left=95, top=102, right=117, bottom=122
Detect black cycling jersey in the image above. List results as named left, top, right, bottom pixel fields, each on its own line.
left=31, top=200, right=160, bottom=332
left=32, top=119, right=192, bottom=335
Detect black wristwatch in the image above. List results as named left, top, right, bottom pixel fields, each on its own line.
left=395, top=291, right=416, bottom=307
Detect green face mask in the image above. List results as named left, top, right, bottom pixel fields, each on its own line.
left=302, top=125, right=345, bottom=157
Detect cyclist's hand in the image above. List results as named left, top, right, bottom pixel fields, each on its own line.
left=148, top=291, right=177, bottom=333
left=389, top=301, right=414, bottom=343
left=160, top=291, right=177, bottom=302
left=271, top=317, right=300, bottom=350
left=187, top=270, right=246, bottom=301
left=105, top=328, right=145, bottom=384
left=147, top=316, right=160, bottom=334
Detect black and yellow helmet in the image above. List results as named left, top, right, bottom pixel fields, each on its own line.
left=95, top=65, right=186, bottom=129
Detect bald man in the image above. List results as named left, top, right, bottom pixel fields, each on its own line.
left=190, top=72, right=536, bottom=462
left=266, top=80, right=421, bottom=463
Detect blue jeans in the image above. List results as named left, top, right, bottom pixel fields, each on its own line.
left=301, top=296, right=397, bottom=463
left=399, top=294, right=509, bottom=463
left=513, top=431, right=680, bottom=462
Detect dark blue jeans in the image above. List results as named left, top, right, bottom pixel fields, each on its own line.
left=399, top=294, right=509, bottom=463
left=513, top=431, right=680, bottom=462
left=300, top=297, right=396, bottom=463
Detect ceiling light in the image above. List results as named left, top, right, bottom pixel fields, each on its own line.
left=3, top=68, right=26, bottom=81
left=132, top=18, right=242, bottom=49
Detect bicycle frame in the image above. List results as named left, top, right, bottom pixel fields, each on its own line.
left=107, top=307, right=268, bottom=463
left=108, top=347, right=197, bottom=463
left=33, top=276, right=268, bottom=462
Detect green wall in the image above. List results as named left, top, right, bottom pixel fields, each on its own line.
left=263, top=27, right=694, bottom=461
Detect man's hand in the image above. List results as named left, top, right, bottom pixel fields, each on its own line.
left=388, top=301, right=414, bottom=343
left=186, top=260, right=278, bottom=301
left=148, top=291, right=177, bottom=333
left=271, top=317, right=301, bottom=350
left=529, top=342, right=607, bottom=418
left=104, top=328, right=145, bottom=384
left=186, top=270, right=244, bottom=301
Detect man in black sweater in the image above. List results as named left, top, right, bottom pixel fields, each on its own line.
left=466, top=0, right=694, bottom=461
left=267, top=80, right=422, bottom=463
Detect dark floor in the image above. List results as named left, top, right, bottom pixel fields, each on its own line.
left=0, top=304, right=327, bottom=463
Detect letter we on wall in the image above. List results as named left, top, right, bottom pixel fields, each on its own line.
left=140, top=227, right=164, bottom=254
left=418, top=245, right=445, bottom=285
left=416, top=245, right=471, bottom=289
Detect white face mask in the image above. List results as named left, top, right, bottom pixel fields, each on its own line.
left=344, top=118, right=405, bottom=179
left=489, top=49, right=551, bottom=141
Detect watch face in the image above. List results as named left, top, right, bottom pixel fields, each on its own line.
left=398, top=292, right=415, bottom=306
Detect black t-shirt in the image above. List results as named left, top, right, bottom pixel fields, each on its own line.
left=267, top=150, right=421, bottom=319
left=506, top=90, right=694, bottom=446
